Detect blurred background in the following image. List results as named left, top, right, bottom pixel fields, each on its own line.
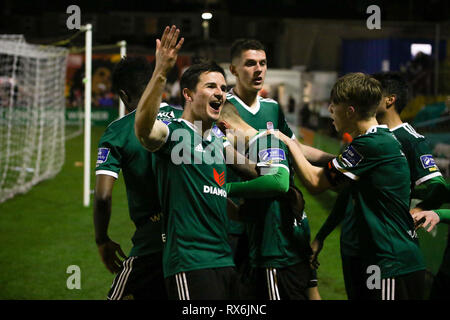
left=0, top=0, right=449, bottom=300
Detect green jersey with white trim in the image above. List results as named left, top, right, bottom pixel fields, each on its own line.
left=330, top=125, right=425, bottom=278
left=153, top=119, right=235, bottom=278
left=391, top=123, right=442, bottom=189
left=95, top=103, right=183, bottom=257
left=244, top=131, right=309, bottom=268
left=226, top=89, right=295, bottom=235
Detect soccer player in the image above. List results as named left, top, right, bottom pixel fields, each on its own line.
left=310, top=72, right=447, bottom=299
left=93, top=56, right=183, bottom=299
left=134, top=26, right=253, bottom=300
left=226, top=39, right=329, bottom=298
left=217, top=103, right=317, bottom=300
left=272, top=72, right=427, bottom=300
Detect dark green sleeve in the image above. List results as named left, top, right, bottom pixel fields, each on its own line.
left=315, top=189, right=350, bottom=241
left=436, top=209, right=450, bottom=224
left=278, top=105, right=294, bottom=138
left=226, top=166, right=289, bottom=198
left=414, top=176, right=449, bottom=210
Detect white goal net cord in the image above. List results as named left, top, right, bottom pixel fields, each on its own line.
left=0, top=36, right=68, bottom=203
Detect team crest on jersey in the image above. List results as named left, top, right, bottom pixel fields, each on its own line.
left=96, top=148, right=110, bottom=165
left=420, top=154, right=436, bottom=169
left=341, top=145, right=363, bottom=167
left=266, top=122, right=274, bottom=130
left=258, top=148, right=286, bottom=162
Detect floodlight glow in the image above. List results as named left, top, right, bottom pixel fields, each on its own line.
left=202, top=12, right=213, bottom=20
left=411, top=43, right=432, bottom=58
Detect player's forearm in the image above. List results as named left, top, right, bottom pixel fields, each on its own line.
left=285, top=139, right=328, bottom=194
left=227, top=167, right=289, bottom=198
left=435, top=209, right=450, bottom=224
left=295, top=140, right=335, bottom=167
left=315, top=197, right=346, bottom=242
left=415, top=176, right=449, bottom=210
left=225, top=146, right=258, bottom=180
left=134, top=70, right=168, bottom=149
left=93, top=196, right=112, bottom=245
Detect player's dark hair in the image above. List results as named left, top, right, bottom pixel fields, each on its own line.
left=179, top=61, right=226, bottom=105
left=330, top=72, right=382, bottom=119
left=111, top=56, right=153, bottom=105
left=230, top=39, right=265, bottom=61
left=371, top=72, right=408, bottom=114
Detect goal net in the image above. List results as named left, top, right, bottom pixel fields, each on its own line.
left=0, top=36, right=69, bottom=203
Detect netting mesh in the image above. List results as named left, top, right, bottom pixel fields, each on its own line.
left=0, top=36, right=68, bottom=203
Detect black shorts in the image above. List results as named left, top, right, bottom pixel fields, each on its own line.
left=165, top=267, right=238, bottom=300
left=341, top=254, right=425, bottom=300
left=245, top=261, right=312, bottom=300
left=107, top=251, right=167, bottom=300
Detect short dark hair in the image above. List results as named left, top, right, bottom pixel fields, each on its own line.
left=179, top=61, right=226, bottom=104
left=371, top=72, right=408, bottom=114
left=230, top=39, right=265, bottom=61
left=111, top=56, right=153, bottom=102
left=330, top=72, right=382, bottom=119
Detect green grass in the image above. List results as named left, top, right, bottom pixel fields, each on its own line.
left=0, top=127, right=347, bottom=300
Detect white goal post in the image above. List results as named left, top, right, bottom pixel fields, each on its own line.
left=0, top=36, right=68, bottom=203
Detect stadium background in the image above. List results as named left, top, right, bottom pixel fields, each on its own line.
left=0, top=0, right=449, bottom=299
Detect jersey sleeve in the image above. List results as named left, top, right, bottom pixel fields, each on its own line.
left=325, top=139, right=376, bottom=185
left=95, top=125, right=123, bottom=179
left=252, top=134, right=290, bottom=176
left=408, top=138, right=442, bottom=186
left=277, top=105, right=295, bottom=139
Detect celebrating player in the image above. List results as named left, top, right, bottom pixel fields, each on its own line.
left=93, top=56, right=183, bottom=299
left=271, top=73, right=427, bottom=300
left=217, top=103, right=315, bottom=300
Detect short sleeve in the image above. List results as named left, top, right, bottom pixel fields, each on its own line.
left=409, top=139, right=442, bottom=186
left=252, top=134, right=290, bottom=175
left=95, top=127, right=122, bottom=179
left=278, top=106, right=295, bottom=139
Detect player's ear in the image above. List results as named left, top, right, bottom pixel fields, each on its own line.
left=182, top=88, right=193, bottom=103
left=346, top=105, right=356, bottom=118
left=386, top=94, right=396, bottom=109
left=229, top=64, right=237, bottom=77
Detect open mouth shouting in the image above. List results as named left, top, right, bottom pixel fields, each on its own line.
left=253, top=76, right=263, bottom=85
left=209, top=100, right=223, bottom=112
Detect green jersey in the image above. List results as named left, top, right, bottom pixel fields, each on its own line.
left=391, top=123, right=442, bottom=189
left=338, top=123, right=443, bottom=257
left=226, top=89, right=295, bottom=235
left=330, top=125, right=425, bottom=278
left=95, top=103, right=182, bottom=257
left=244, top=131, right=308, bottom=268
left=153, top=118, right=235, bottom=277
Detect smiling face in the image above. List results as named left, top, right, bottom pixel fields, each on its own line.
left=231, top=49, right=267, bottom=93
left=185, top=71, right=227, bottom=123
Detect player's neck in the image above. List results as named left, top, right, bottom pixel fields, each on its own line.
left=181, top=109, right=214, bottom=136
left=353, top=117, right=380, bottom=137
left=376, top=111, right=403, bottom=129
left=233, top=85, right=258, bottom=108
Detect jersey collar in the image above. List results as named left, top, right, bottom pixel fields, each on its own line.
left=365, top=124, right=389, bottom=134
left=229, top=88, right=261, bottom=115
left=179, top=118, right=214, bottom=141
left=390, top=122, right=409, bottom=132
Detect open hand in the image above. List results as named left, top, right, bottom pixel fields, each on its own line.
left=412, top=210, right=440, bottom=232
left=154, top=25, right=184, bottom=76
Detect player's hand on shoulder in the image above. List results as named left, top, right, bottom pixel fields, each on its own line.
left=97, top=239, right=127, bottom=274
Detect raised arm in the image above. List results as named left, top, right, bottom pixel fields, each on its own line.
left=135, top=25, right=184, bottom=151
